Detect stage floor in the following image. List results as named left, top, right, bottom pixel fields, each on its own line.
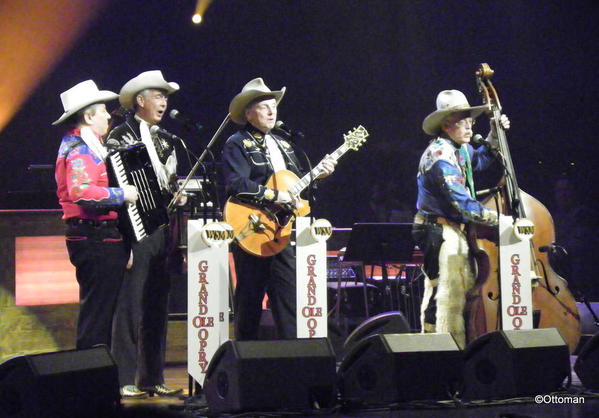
left=118, top=359, right=599, bottom=418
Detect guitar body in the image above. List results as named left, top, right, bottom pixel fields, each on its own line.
left=224, top=170, right=311, bottom=257
left=224, top=125, right=368, bottom=257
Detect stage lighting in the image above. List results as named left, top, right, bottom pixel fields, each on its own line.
left=192, top=0, right=213, bottom=25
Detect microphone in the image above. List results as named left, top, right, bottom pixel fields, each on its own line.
left=150, top=125, right=182, bottom=143
left=471, top=134, right=485, bottom=146
left=273, top=120, right=304, bottom=139
left=476, top=186, right=500, bottom=197
left=169, top=109, right=203, bottom=132
left=105, top=138, right=121, bottom=150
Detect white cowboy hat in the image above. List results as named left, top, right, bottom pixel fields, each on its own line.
left=229, top=78, right=286, bottom=125
left=119, top=70, right=180, bottom=110
left=52, top=80, right=118, bottom=125
left=422, top=89, right=489, bottom=136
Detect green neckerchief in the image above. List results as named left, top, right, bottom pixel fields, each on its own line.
left=459, top=145, right=476, bottom=198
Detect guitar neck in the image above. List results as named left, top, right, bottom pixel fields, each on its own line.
left=289, top=142, right=349, bottom=196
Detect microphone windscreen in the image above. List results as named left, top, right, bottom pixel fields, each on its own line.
left=105, top=138, right=120, bottom=149
left=472, top=134, right=485, bottom=145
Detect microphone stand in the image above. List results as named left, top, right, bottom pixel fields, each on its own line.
left=168, top=114, right=231, bottom=213
left=178, top=114, right=231, bottom=399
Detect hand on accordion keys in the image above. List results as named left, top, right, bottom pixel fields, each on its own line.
left=168, top=175, right=187, bottom=207
left=123, top=185, right=139, bottom=204
left=175, top=193, right=188, bottom=206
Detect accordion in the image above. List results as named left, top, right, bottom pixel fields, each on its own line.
left=107, top=143, right=169, bottom=242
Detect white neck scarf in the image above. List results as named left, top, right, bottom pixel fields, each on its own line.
left=80, top=126, right=107, bottom=161
left=266, top=133, right=286, bottom=172
left=139, top=119, right=170, bottom=190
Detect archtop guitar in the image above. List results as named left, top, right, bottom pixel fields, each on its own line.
left=224, top=125, right=369, bottom=257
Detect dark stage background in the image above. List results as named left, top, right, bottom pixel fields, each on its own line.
left=1, top=0, right=598, bottom=292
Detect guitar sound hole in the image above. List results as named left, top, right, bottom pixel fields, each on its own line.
left=487, top=291, right=497, bottom=300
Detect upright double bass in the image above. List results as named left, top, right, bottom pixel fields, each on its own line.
left=465, top=63, right=581, bottom=352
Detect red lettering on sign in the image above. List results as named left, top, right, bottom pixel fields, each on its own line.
left=510, top=254, right=520, bottom=265
left=512, top=316, right=522, bottom=329
left=198, top=272, right=208, bottom=283
left=192, top=316, right=215, bottom=328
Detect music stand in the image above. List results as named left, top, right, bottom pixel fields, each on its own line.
left=342, top=223, right=416, bottom=314
left=343, top=223, right=415, bottom=265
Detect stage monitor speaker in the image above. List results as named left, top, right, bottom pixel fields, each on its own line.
left=462, top=328, right=570, bottom=400
left=338, top=333, right=462, bottom=404
left=574, top=332, right=599, bottom=390
left=0, top=346, right=119, bottom=418
left=343, top=311, right=410, bottom=353
left=204, top=338, right=337, bottom=413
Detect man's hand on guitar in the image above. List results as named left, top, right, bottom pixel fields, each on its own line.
left=316, top=154, right=337, bottom=179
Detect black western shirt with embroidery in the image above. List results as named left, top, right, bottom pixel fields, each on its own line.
left=222, top=125, right=303, bottom=207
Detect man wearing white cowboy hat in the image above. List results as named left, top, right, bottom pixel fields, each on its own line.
left=107, top=70, right=183, bottom=398
left=413, top=89, right=510, bottom=348
left=54, top=80, right=138, bottom=352
left=222, top=77, right=336, bottom=340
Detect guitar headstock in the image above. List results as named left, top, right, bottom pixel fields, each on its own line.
left=343, top=125, right=369, bottom=151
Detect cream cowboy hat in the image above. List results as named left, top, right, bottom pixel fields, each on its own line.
left=229, top=78, right=286, bottom=125
left=422, top=89, right=489, bottom=136
left=52, top=80, right=118, bottom=125
left=119, top=70, right=180, bottom=110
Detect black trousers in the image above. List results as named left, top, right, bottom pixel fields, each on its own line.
left=412, top=222, right=444, bottom=327
left=65, top=223, right=128, bottom=350
left=232, top=244, right=297, bottom=340
left=111, top=227, right=171, bottom=387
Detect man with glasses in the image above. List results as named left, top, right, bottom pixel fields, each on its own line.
left=107, top=70, right=183, bottom=398
left=413, top=89, right=509, bottom=348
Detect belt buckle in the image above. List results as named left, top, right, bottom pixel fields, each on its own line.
left=414, top=213, right=437, bottom=225
left=413, top=214, right=425, bottom=225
